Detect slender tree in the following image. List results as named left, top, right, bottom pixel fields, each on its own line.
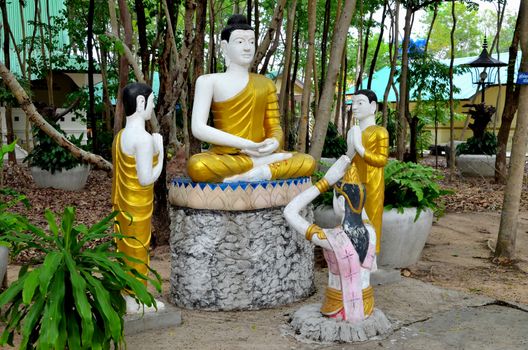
left=279, top=0, right=296, bottom=149
left=310, top=0, right=357, bottom=162
left=448, top=0, right=456, bottom=174
left=495, top=10, right=522, bottom=184
left=0, top=0, right=16, bottom=163
left=297, top=0, right=316, bottom=153
left=495, top=0, right=528, bottom=262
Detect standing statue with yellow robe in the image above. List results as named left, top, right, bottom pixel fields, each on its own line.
left=112, top=82, right=163, bottom=300
left=347, top=90, right=389, bottom=253
left=187, top=14, right=315, bottom=183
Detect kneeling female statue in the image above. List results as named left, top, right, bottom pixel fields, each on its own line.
left=284, top=156, right=377, bottom=322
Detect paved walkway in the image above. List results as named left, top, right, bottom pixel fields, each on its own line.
left=125, top=273, right=528, bottom=349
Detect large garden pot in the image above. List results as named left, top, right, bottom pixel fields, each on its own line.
left=0, top=246, right=7, bottom=287
left=456, top=154, right=496, bottom=177
left=313, top=204, right=340, bottom=229
left=31, top=164, right=90, bottom=191
left=378, top=207, right=434, bottom=269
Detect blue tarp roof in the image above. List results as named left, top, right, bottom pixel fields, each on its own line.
left=347, top=51, right=521, bottom=102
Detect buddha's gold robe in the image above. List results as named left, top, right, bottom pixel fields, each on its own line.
left=111, top=130, right=158, bottom=281
left=353, top=125, right=389, bottom=253
left=187, top=73, right=315, bottom=182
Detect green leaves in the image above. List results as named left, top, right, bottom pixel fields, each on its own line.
left=0, top=207, right=162, bottom=349
left=384, top=160, right=452, bottom=220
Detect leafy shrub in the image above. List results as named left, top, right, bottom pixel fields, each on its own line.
left=24, top=121, right=87, bottom=174
left=456, top=131, right=497, bottom=156
left=384, top=160, right=451, bottom=220
left=312, top=161, right=335, bottom=207
left=322, top=122, right=346, bottom=158
left=0, top=207, right=161, bottom=349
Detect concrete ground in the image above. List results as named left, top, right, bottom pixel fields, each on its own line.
left=125, top=271, right=528, bottom=349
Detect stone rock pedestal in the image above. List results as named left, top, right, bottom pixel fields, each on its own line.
left=290, top=304, right=392, bottom=343
left=169, top=177, right=315, bottom=311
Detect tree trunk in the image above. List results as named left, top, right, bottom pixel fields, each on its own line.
left=319, top=0, right=332, bottom=98
left=0, top=0, right=16, bottom=163
left=368, top=2, right=387, bottom=90
left=495, top=0, right=528, bottom=261
left=208, top=0, right=216, bottom=73
left=448, top=0, right=456, bottom=174
left=135, top=0, right=150, bottom=81
left=254, top=0, right=259, bottom=52
left=189, top=0, right=206, bottom=156
left=495, top=11, right=522, bottom=184
left=397, top=6, right=413, bottom=161
left=279, top=0, right=296, bottom=149
left=0, top=62, right=112, bottom=171
left=289, top=22, right=300, bottom=150
left=309, top=0, right=357, bottom=162
left=356, top=11, right=373, bottom=90
left=87, top=0, right=97, bottom=154
left=382, top=1, right=399, bottom=128
left=251, top=0, right=287, bottom=72
left=259, top=15, right=282, bottom=75
left=296, top=0, right=316, bottom=153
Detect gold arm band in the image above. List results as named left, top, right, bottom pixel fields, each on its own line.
left=314, top=178, right=330, bottom=193
left=305, top=223, right=327, bottom=241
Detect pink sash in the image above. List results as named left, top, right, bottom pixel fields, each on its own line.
left=323, top=228, right=375, bottom=323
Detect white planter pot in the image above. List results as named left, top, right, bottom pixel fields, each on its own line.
left=456, top=154, right=496, bottom=177
left=0, top=246, right=7, bottom=287
left=31, top=164, right=90, bottom=191
left=378, top=207, right=433, bottom=269
left=313, top=204, right=341, bottom=229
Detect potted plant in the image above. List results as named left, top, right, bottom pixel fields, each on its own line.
left=0, top=207, right=161, bottom=349
left=0, top=141, right=27, bottom=289
left=378, top=160, right=451, bottom=268
left=456, top=103, right=497, bottom=177
left=25, top=121, right=90, bottom=191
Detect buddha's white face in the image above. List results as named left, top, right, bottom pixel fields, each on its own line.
left=221, top=29, right=255, bottom=67
left=351, top=94, right=376, bottom=121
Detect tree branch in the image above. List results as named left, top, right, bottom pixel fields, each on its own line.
left=0, top=60, right=113, bottom=172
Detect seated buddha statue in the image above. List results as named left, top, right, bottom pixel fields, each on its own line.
left=187, top=14, right=315, bottom=183
left=284, top=156, right=377, bottom=323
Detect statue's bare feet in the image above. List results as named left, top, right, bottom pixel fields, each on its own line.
left=124, top=295, right=165, bottom=314
left=223, top=165, right=272, bottom=182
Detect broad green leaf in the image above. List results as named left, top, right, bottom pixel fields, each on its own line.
left=38, top=252, right=63, bottom=295
left=65, top=312, right=81, bottom=350
left=44, top=210, right=59, bottom=238
left=64, top=253, right=94, bottom=347
left=19, top=296, right=45, bottom=349
left=82, top=272, right=122, bottom=342
left=22, top=269, right=41, bottom=305
left=61, top=207, right=76, bottom=249
left=39, top=269, right=65, bottom=348
left=0, top=274, right=28, bottom=308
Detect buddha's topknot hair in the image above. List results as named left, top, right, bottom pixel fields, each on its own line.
left=221, top=14, right=253, bottom=42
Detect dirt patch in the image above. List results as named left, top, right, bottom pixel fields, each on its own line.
left=408, top=211, right=528, bottom=305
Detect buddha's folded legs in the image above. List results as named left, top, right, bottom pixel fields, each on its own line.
left=269, top=152, right=316, bottom=180
left=187, top=152, right=254, bottom=183
left=187, top=151, right=316, bottom=183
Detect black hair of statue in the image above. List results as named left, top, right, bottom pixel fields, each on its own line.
left=221, top=14, right=254, bottom=42
left=123, top=83, right=153, bottom=117
left=335, top=182, right=369, bottom=263
left=354, top=89, right=378, bottom=104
